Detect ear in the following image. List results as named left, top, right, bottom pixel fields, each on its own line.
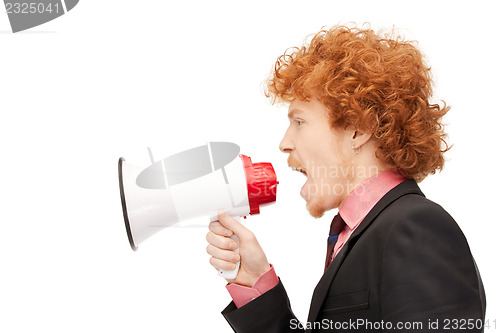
left=352, top=130, right=372, bottom=149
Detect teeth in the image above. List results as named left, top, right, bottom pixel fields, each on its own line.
left=290, top=166, right=307, bottom=175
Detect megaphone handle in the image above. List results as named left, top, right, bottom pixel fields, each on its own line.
left=208, top=213, right=241, bottom=280
left=218, top=233, right=240, bottom=280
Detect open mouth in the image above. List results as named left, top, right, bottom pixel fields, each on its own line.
left=290, top=165, right=308, bottom=176
left=290, top=164, right=311, bottom=201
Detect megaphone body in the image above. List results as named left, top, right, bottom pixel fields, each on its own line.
left=119, top=142, right=278, bottom=279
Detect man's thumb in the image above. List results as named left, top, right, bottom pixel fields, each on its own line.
left=217, top=210, right=249, bottom=239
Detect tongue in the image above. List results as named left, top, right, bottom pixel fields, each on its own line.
left=300, top=178, right=311, bottom=201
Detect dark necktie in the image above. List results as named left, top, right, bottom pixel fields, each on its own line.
left=324, top=214, right=346, bottom=271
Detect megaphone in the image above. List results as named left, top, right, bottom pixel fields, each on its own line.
left=118, top=142, right=278, bottom=279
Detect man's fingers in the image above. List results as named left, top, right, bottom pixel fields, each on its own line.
left=217, top=211, right=252, bottom=240
left=206, top=231, right=238, bottom=250
left=206, top=244, right=240, bottom=263
left=209, top=256, right=237, bottom=271
left=209, top=221, right=234, bottom=237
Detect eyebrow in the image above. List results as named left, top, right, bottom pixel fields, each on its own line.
left=288, top=108, right=305, bottom=119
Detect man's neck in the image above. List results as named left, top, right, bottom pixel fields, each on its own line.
left=338, top=163, right=389, bottom=210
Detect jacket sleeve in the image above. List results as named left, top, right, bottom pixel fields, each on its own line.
left=380, top=202, right=485, bottom=332
left=222, top=279, right=303, bottom=333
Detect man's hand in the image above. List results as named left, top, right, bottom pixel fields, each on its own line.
left=206, top=211, right=271, bottom=287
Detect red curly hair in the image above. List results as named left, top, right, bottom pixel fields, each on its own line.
left=266, top=25, right=450, bottom=182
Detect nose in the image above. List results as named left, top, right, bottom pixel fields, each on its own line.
left=279, top=127, right=294, bottom=153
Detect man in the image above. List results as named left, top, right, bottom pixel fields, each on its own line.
left=206, top=25, right=486, bottom=332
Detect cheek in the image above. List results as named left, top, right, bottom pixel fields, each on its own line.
left=309, top=158, right=352, bottom=201
left=310, top=179, right=343, bottom=212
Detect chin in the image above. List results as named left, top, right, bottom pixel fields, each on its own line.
left=306, top=196, right=341, bottom=218
left=306, top=200, right=326, bottom=218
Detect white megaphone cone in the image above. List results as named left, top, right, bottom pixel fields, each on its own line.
left=118, top=158, right=180, bottom=250
left=118, top=142, right=278, bottom=279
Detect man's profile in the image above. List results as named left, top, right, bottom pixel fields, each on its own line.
left=206, top=24, right=486, bottom=332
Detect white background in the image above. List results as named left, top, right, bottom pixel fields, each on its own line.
left=1, top=1, right=498, bottom=332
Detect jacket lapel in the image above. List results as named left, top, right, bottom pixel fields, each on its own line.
left=306, top=179, right=424, bottom=329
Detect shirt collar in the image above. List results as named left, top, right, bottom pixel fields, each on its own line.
left=338, top=169, right=407, bottom=230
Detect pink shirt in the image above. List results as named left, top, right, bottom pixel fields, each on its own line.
left=227, top=169, right=407, bottom=308
left=330, top=169, right=406, bottom=261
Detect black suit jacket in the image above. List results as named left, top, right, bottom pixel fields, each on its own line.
left=221, top=180, right=486, bottom=332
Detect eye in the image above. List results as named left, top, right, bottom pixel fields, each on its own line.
left=296, top=119, right=304, bottom=126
